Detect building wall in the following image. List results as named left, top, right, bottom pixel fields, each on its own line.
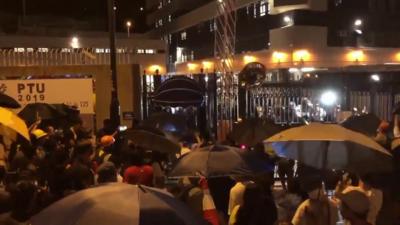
left=0, top=64, right=141, bottom=129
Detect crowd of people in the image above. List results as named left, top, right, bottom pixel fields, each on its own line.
left=0, top=113, right=398, bottom=225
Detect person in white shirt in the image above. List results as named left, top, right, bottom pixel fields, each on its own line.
left=228, top=176, right=252, bottom=215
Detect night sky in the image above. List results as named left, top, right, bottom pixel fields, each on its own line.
left=0, top=0, right=147, bottom=32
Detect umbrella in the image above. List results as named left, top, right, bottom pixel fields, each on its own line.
left=0, top=107, right=30, bottom=141
left=30, top=183, right=206, bottom=225
left=228, top=118, right=285, bottom=147
left=238, top=62, right=266, bottom=87
left=124, top=129, right=180, bottom=154
left=0, top=93, right=20, bottom=108
left=152, top=77, right=204, bottom=107
left=341, top=113, right=381, bottom=137
left=152, top=89, right=204, bottom=107
left=141, top=112, right=188, bottom=134
left=18, top=103, right=66, bottom=126
left=265, top=123, right=392, bottom=174
left=169, top=145, right=254, bottom=178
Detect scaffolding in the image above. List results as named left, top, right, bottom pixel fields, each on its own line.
left=214, top=0, right=238, bottom=141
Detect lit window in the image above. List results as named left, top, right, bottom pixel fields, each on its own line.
left=137, top=49, right=145, bottom=54
left=168, top=15, right=172, bottom=22
left=61, top=48, right=71, bottom=53
left=27, top=48, right=34, bottom=52
left=117, top=49, right=126, bottom=53
left=105, top=49, right=110, bottom=53
left=38, top=48, right=49, bottom=53
left=95, top=48, right=104, bottom=53
left=14, top=48, right=25, bottom=53
left=158, top=1, right=163, bottom=9
left=158, top=19, right=163, bottom=26
left=168, top=34, right=172, bottom=43
left=145, top=49, right=155, bottom=54
left=260, top=1, right=267, bottom=17
left=168, top=0, right=171, bottom=3
left=209, top=20, right=214, bottom=32
left=181, top=31, right=187, bottom=40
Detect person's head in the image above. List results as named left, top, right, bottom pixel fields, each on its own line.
left=242, top=183, right=265, bottom=208
left=301, top=176, right=324, bottom=200
left=73, top=139, right=94, bottom=163
left=9, top=180, right=37, bottom=221
left=123, top=165, right=153, bottom=186
left=359, top=174, right=373, bottom=190
left=338, top=190, right=370, bottom=222
left=100, top=135, right=115, bottom=147
left=97, top=162, right=117, bottom=184
left=103, top=119, right=112, bottom=128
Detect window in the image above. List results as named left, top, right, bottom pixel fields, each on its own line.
left=38, top=48, right=49, bottom=53
left=260, top=1, right=267, bottom=17
left=168, top=0, right=171, bottom=3
left=168, top=15, right=172, bottom=22
left=95, top=48, right=105, bottom=53
left=137, top=49, right=145, bottom=54
left=145, top=49, right=155, bottom=54
left=14, top=48, right=24, bottom=53
left=181, top=31, right=187, bottom=40
left=27, top=48, right=34, bottom=52
left=158, top=19, right=163, bottom=26
left=169, top=34, right=172, bottom=43
left=158, top=1, right=163, bottom=9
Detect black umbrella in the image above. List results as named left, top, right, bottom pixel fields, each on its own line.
left=141, top=112, right=188, bottom=135
left=238, top=62, right=266, bottom=87
left=52, top=104, right=81, bottom=124
left=156, top=76, right=203, bottom=93
left=152, top=89, right=204, bottom=107
left=152, top=77, right=204, bottom=107
left=0, top=93, right=20, bottom=108
left=228, top=118, right=285, bottom=147
left=169, top=145, right=254, bottom=178
left=31, top=183, right=206, bottom=225
left=18, top=103, right=66, bottom=126
left=341, top=113, right=381, bottom=137
left=125, top=129, right=180, bottom=154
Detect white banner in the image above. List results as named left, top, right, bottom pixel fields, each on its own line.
left=0, top=78, right=94, bottom=114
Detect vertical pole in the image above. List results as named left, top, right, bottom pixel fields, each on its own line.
left=108, top=0, right=120, bottom=128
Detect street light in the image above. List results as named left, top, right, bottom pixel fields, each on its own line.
left=126, top=21, right=132, bottom=37
left=321, top=91, right=338, bottom=106
left=354, top=19, right=363, bottom=27
left=371, top=74, right=380, bottom=82
left=70, top=36, right=79, bottom=48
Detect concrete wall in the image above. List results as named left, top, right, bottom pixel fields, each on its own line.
left=0, top=64, right=141, bottom=130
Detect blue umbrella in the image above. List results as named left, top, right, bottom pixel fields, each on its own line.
left=30, top=183, right=206, bottom=225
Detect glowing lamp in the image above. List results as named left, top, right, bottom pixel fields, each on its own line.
left=243, top=55, right=257, bottom=64
left=320, top=91, right=338, bottom=106
left=272, top=51, right=288, bottom=63
left=149, top=65, right=162, bottom=74
left=202, top=61, right=213, bottom=70
left=187, top=63, right=198, bottom=71
left=293, top=50, right=311, bottom=62
left=347, top=50, right=365, bottom=62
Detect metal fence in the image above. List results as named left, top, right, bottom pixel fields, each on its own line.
left=0, top=48, right=144, bottom=67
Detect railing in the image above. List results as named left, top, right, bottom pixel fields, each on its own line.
left=0, top=48, right=160, bottom=67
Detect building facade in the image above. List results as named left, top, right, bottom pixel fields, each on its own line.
left=0, top=33, right=166, bottom=129
left=145, top=0, right=400, bottom=73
